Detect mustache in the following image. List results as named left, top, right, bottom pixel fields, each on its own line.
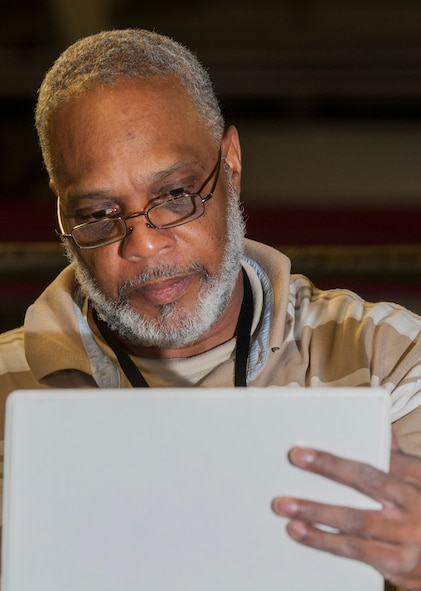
left=117, top=262, right=210, bottom=299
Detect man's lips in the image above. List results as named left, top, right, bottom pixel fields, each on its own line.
left=125, top=274, right=195, bottom=306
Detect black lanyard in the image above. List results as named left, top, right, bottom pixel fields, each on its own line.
left=92, top=268, right=254, bottom=388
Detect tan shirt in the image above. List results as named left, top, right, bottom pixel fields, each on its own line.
left=2, top=238, right=421, bottom=454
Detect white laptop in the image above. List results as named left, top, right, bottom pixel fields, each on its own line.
left=1, top=387, right=391, bottom=591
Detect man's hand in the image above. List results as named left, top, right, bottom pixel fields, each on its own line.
left=272, top=435, right=421, bottom=590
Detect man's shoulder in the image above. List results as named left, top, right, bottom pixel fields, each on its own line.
left=0, top=325, right=39, bottom=399
left=244, top=239, right=291, bottom=268
left=0, top=325, right=27, bottom=371
left=0, top=325, right=25, bottom=347
left=0, top=326, right=45, bottom=442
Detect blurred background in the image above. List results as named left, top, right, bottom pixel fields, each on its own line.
left=2, top=0, right=421, bottom=330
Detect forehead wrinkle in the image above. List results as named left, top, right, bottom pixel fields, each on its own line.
left=143, top=157, right=204, bottom=184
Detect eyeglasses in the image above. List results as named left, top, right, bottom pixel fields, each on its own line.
left=57, top=149, right=222, bottom=249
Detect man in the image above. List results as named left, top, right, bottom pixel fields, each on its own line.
left=1, top=29, right=421, bottom=589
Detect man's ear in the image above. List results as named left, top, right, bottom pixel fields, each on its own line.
left=221, top=125, right=242, bottom=194
left=49, top=179, right=58, bottom=197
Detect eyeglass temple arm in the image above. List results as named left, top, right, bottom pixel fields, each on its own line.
left=56, top=197, right=70, bottom=237
left=201, top=147, right=222, bottom=203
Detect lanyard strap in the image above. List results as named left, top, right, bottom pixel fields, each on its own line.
left=93, top=307, right=149, bottom=387
left=92, top=268, right=253, bottom=388
left=234, top=268, right=253, bottom=387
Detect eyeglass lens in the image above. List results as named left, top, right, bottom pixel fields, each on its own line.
left=72, top=193, right=204, bottom=247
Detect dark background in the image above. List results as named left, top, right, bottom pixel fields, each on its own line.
left=2, top=0, right=421, bottom=329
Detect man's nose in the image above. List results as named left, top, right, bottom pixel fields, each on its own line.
left=119, top=215, right=176, bottom=261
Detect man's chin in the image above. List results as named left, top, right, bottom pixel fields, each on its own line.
left=93, top=298, right=204, bottom=349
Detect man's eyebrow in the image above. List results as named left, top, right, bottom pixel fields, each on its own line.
left=64, top=190, right=114, bottom=210
left=70, top=190, right=111, bottom=200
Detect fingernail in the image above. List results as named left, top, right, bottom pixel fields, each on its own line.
left=288, top=520, right=308, bottom=540
left=288, top=447, right=316, bottom=468
left=272, top=497, right=298, bottom=517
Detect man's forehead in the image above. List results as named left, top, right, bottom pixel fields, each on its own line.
left=49, top=75, right=215, bottom=187
left=55, top=74, right=195, bottom=117
left=50, top=74, right=211, bottom=160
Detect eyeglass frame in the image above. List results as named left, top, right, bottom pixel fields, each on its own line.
left=57, top=147, right=222, bottom=249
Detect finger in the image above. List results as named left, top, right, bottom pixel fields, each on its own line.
left=288, top=447, right=414, bottom=506
left=272, top=496, right=406, bottom=541
left=285, top=518, right=386, bottom=562
left=391, top=431, right=400, bottom=452
left=284, top=519, right=421, bottom=591
left=390, top=448, right=421, bottom=486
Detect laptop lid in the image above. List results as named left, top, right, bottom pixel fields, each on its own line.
left=1, top=387, right=390, bottom=591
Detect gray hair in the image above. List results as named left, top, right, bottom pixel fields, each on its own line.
left=35, top=29, right=225, bottom=180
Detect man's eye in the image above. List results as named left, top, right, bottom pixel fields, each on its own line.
left=80, top=207, right=119, bottom=222
left=153, top=187, right=190, bottom=205
left=169, top=187, right=189, bottom=198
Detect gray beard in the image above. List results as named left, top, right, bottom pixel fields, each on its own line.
left=65, top=175, right=246, bottom=349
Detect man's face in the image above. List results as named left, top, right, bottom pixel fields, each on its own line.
left=50, top=77, right=244, bottom=356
